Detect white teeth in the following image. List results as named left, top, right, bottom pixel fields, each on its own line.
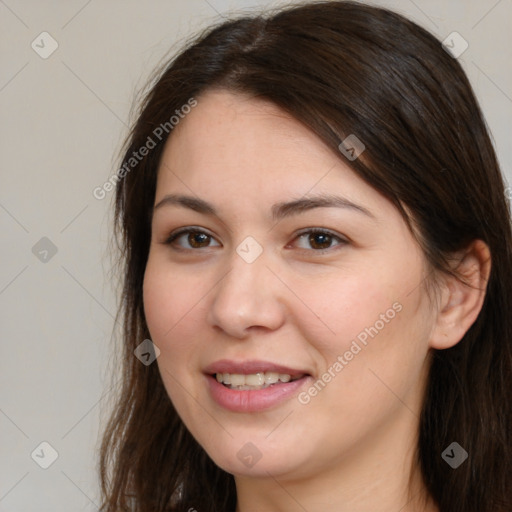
left=229, top=374, right=246, bottom=386
left=245, top=373, right=265, bottom=386
left=215, top=371, right=301, bottom=389
left=264, top=372, right=279, bottom=384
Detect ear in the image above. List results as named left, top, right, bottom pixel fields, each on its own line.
left=429, top=240, right=491, bottom=350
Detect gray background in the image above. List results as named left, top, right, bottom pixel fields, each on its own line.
left=1, top=0, right=510, bottom=509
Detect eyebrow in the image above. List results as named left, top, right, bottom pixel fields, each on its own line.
left=153, top=193, right=375, bottom=220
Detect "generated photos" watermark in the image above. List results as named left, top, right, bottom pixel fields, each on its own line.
left=298, top=301, right=403, bottom=404
left=93, top=97, right=197, bottom=200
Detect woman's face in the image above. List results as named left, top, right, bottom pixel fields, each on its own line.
left=143, top=89, right=437, bottom=480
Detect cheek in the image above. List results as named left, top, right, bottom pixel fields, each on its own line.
left=292, top=256, right=430, bottom=390
left=142, top=259, right=206, bottom=386
left=143, top=257, right=203, bottom=341
left=292, top=270, right=401, bottom=357
left=300, top=271, right=431, bottom=420
left=143, top=260, right=207, bottom=417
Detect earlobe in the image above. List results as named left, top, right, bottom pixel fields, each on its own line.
left=429, top=240, right=491, bottom=350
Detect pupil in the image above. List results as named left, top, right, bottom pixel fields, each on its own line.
left=309, top=233, right=331, bottom=249
left=189, top=232, right=209, bottom=248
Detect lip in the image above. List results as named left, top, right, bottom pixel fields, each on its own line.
left=203, top=359, right=312, bottom=413
left=203, top=359, right=309, bottom=377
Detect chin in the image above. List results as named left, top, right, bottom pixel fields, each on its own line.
left=202, top=437, right=310, bottom=479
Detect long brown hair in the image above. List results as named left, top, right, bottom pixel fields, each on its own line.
left=100, top=2, right=512, bottom=510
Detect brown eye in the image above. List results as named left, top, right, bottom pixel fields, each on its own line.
left=292, top=229, right=347, bottom=252
left=164, top=228, right=221, bottom=249
left=188, top=232, right=211, bottom=248
left=308, top=232, right=333, bottom=250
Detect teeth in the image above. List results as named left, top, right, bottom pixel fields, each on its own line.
left=245, top=373, right=265, bottom=386
left=264, top=372, right=279, bottom=384
left=215, top=371, right=300, bottom=390
left=230, top=374, right=246, bottom=386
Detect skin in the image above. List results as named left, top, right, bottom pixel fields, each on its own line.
left=143, top=89, right=490, bottom=512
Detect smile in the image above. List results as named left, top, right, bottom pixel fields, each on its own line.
left=215, top=371, right=304, bottom=390
left=203, top=360, right=312, bottom=412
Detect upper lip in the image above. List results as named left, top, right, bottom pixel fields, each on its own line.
left=204, top=359, right=310, bottom=377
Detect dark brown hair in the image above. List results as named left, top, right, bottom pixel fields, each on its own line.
left=100, top=2, right=512, bottom=511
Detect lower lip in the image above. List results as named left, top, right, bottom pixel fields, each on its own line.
left=205, top=374, right=311, bottom=412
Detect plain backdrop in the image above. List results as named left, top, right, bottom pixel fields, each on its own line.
left=1, top=0, right=511, bottom=509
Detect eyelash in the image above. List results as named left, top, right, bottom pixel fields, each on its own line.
left=163, top=227, right=348, bottom=253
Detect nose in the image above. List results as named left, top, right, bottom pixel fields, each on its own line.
left=207, top=248, right=286, bottom=338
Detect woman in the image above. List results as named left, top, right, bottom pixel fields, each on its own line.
left=99, top=1, right=512, bottom=511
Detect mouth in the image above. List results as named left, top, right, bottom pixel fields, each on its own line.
left=203, top=360, right=312, bottom=412
left=213, top=371, right=305, bottom=391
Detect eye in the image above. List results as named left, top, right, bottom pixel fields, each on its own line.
left=164, top=228, right=221, bottom=250
left=163, top=227, right=346, bottom=252
left=291, top=229, right=347, bottom=252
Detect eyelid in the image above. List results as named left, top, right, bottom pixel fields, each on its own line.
left=293, top=227, right=347, bottom=240
left=290, top=227, right=349, bottom=252
left=163, top=226, right=221, bottom=247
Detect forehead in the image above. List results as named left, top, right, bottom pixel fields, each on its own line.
left=162, top=89, right=332, bottom=168
left=155, top=89, right=387, bottom=216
